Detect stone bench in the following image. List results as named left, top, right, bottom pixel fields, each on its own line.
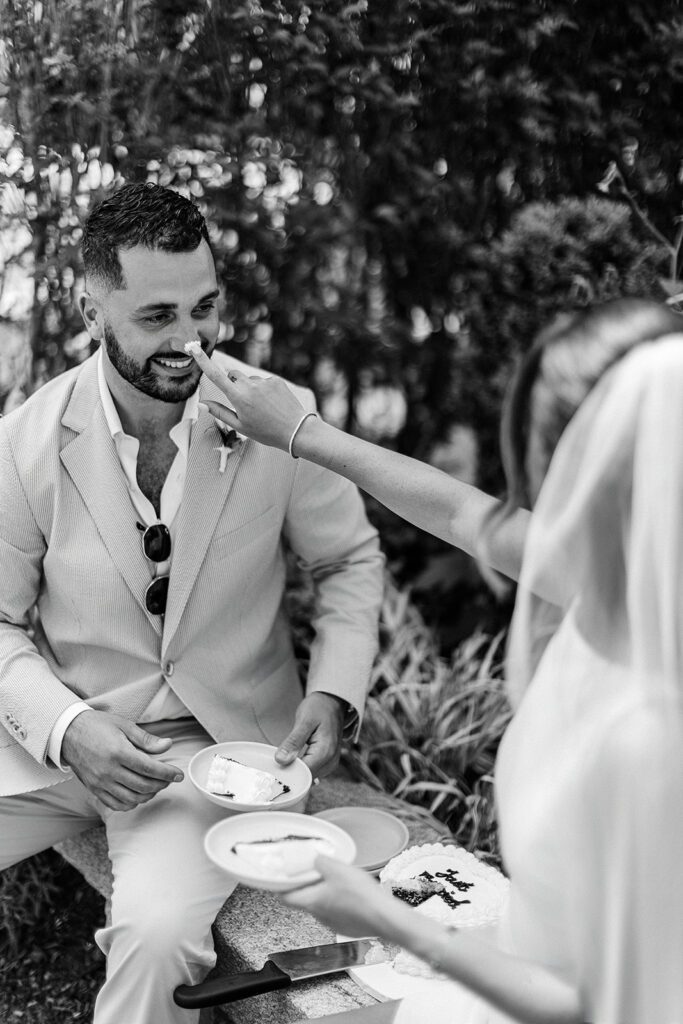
left=55, top=771, right=449, bottom=1023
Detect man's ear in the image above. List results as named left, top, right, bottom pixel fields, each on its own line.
left=78, top=292, right=104, bottom=342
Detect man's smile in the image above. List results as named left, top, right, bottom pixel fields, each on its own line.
left=152, top=355, right=195, bottom=372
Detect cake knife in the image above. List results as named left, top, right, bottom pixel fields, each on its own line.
left=173, top=938, right=393, bottom=1009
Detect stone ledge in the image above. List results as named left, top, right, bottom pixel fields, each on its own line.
left=55, top=773, right=448, bottom=1023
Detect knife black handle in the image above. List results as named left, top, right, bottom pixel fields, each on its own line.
left=173, top=959, right=291, bottom=1008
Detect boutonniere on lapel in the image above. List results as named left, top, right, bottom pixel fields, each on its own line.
left=211, top=419, right=245, bottom=473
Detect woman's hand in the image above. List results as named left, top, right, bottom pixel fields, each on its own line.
left=185, top=343, right=307, bottom=451
left=282, top=855, right=400, bottom=938
left=285, top=854, right=585, bottom=1024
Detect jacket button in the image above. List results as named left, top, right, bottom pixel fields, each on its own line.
left=163, top=660, right=174, bottom=676
left=17, top=728, right=26, bottom=741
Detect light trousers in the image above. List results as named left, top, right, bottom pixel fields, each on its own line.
left=0, top=721, right=235, bottom=1024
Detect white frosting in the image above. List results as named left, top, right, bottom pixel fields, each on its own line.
left=233, top=836, right=335, bottom=877
left=206, top=755, right=286, bottom=803
left=184, top=339, right=202, bottom=356
left=380, top=844, right=509, bottom=978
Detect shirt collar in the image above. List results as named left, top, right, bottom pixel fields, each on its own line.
left=97, top=347, right=199, bottom=441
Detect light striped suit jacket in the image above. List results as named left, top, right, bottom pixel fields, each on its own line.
left=0, top=351, right=384, bottom=795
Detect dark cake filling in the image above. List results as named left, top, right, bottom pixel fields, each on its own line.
left=231, top=834, right=320, bottom=854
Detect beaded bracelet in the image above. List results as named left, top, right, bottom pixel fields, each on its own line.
left=288, top=411, right=318, bottom=458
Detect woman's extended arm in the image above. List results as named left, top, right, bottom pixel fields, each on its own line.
left=187, top=345, right=529, bottom=582
left=291, top=416, right=528, bottom=583
left=283, top=857, right=582, bottom=1024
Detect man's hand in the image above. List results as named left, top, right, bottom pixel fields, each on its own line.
left=61, top=709, right=183, bottom=812
left=275, top=692, right=347, bottom=778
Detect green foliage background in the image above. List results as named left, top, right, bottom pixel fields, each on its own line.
left=2, top=2, right=679, bottom=405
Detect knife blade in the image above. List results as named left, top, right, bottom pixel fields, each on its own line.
left=173, top=938, right=394, bottom=1009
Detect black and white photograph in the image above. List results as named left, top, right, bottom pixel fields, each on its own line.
left=0, top=3, right=682, bottom=1022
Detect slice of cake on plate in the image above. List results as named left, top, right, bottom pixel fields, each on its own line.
left=206, top=755, right=290, bottom=803
left=232, top=835, right=335, bottom=877
left=379, top=843, right=509, bottom=978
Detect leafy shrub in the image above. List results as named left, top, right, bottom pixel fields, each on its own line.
left=342, top=576, right=511, bottom=867
left=460, top=196, right=669, bottom=490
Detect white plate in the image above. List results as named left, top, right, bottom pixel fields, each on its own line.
left=314, top=807, right=409, bottom=872
left=189, top=741, right=312, bottom=813
left=345, top=956, right=467, bottom=1006
left=338, top=932, right=492, bottom=1020
left=344, top=960, right=480, bottom=1024
left=205, top=810, right=357, bottom=892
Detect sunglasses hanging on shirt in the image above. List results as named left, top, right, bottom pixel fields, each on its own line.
left=137, top=521, right=171, bottom=615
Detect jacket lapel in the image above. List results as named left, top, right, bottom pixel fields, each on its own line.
left=59, top=355, right=163, bottom=636
left=161, top=379, right=247, bottom=652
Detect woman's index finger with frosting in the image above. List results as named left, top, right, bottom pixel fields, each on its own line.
left=184, top=340, right=243, bottom=392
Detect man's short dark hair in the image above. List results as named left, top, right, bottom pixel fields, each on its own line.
left=82, top=182, right=211, bottom=290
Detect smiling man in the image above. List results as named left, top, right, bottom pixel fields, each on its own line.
left=0, top=183, right=384, bottom=1024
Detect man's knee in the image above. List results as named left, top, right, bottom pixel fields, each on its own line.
left=98, top=899, right=216, bottom=969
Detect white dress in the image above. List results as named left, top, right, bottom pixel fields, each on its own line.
left=395, top=612, right=683, bottom=1024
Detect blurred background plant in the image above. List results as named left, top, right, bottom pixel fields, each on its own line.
left=0, top=854, right=60, bottom=957
left=344, top=579, right=510, bottom=865
left=0, top=851, right=105, bottom=1022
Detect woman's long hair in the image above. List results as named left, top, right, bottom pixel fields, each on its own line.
left=480, top=299, right=683, bottom=581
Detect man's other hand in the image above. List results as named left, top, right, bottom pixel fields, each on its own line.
left=275, top=692, right=346, bottom=778
left=61, top=709, right=183, bottom=811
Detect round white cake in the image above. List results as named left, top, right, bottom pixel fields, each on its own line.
left=379, top=843, right=509, bottom=978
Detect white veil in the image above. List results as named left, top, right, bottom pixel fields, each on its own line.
left=503, top=335, right=683, bottom=1024
left=506, top=334, right=683, bottom=709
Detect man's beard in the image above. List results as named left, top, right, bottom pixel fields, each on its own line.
left=102, top=322, right=203, bottom=404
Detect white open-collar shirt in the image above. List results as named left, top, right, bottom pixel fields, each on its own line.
left=47, top=350, right=198, bottom=768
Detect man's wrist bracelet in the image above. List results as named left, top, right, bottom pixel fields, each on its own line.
left=288, top=411, right=318, bottom=458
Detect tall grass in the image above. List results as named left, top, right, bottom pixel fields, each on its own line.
left=0, top=851, right=61, bottom=956
left=0, top=852, right=105, bottom=1023
left=343, top=577, right=512, bottom=866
